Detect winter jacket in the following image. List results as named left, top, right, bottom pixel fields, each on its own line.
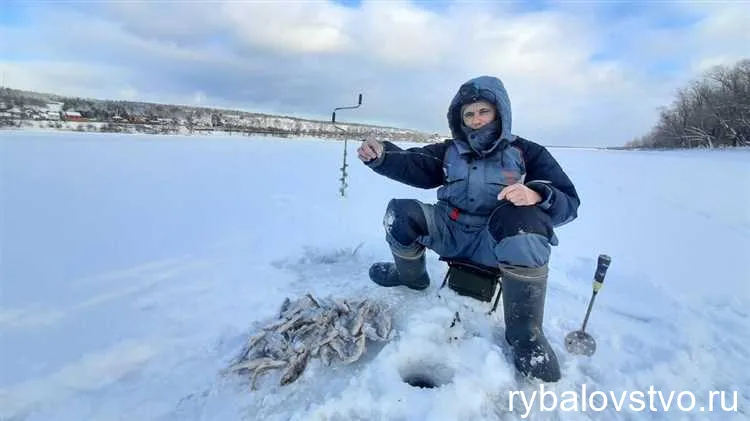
left=366, top=75, right=580, bottom=228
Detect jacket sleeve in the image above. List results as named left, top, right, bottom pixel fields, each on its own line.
left=522, top=143, right=580, bottom=227
left=365, top=140, right=448, bottom=189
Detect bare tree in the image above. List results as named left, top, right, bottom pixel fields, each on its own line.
left=637, top=58, right=750, bottom=149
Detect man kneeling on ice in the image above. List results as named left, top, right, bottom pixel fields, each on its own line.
left=357, top=75, right=580, bottom=383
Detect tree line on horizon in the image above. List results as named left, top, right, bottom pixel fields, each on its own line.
left=0, top=88, right=439, bottom=142
left=627, top=58, right=749, bottom=149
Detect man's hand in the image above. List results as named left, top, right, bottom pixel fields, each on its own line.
left=498, top=183, right=542, bottom=206
left=357, top=138, right=384, bottom=162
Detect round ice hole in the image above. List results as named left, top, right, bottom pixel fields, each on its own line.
left=399, top=360, right=454, bottom=389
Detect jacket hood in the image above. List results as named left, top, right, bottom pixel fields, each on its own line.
left=447, top=75, right=513, bottom=152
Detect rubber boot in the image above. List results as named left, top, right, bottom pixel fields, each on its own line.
left=500, top=263, right=561, bottom=382
left=369, top=252, right=430, bottom=290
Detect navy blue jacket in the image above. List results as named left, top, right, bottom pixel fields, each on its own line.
left=367, top=137, right=579, bottom=227
left=366, top=76, right=579, bottom=228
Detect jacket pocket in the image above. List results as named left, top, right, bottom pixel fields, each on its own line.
left=443, top=162, right=467, bottom=184
left=439, top=162, right=469, bottom=208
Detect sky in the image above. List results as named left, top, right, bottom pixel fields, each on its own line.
left=0, top=1, right=748, bottom=147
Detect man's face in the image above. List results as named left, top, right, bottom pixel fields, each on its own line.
left=461, top=100, right=496, bottom=130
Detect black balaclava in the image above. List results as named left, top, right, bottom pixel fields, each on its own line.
left=460, top=108, right=502, bottom=157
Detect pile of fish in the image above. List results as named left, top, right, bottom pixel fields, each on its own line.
left=226, top=293, right=392, bottom=390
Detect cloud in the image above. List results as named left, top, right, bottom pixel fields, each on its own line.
left=684, top=3, right=750, bottom=72
left=222, top=2, right=354, bottom=54
left=101, top=2, right=226, bottom=43
left=356, top=1, right=455, bottom=68
left=1, top=0, right=748, bottom=146
left=0, top=60, right=133, bottom=100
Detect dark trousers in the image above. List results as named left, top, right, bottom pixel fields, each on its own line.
left=383, top=198, right=556, bottom=268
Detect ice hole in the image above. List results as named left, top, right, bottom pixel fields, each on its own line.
left=398, top=360, right=454, bottom=389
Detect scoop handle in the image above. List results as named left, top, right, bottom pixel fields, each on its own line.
left=592, top=254, right=611, bottom=292
left=581, top=254, right=612, bottom=330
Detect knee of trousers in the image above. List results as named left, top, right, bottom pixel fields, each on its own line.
left=488, top=200, right=557, bottom=267
left=383, top=199, right=428, bottom=259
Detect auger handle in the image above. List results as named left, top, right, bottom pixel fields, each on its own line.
left=332, top=94, right=363, bottom=124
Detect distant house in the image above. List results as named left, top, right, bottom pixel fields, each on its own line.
left=223, top=114, right=243, bottom=126
left=63, top=111, right=86, bottom=122
left=1, top=109, right=22, bottom=125
left=28, top=105, right=47, bottom=115
left=46, top=111, right=61, bottom=121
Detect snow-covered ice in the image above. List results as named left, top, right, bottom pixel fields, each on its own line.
left=1, top=131, right=748, bottom=420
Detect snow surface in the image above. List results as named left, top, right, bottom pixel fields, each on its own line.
left=1, top=131, right=748, bottom=420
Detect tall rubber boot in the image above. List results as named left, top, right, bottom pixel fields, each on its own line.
left=369, top=252, right=430, bottom=290
left=500, top=263, right=561, bottom=382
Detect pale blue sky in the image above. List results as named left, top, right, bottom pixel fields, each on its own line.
left=1, top=0, right=748, bottom=146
